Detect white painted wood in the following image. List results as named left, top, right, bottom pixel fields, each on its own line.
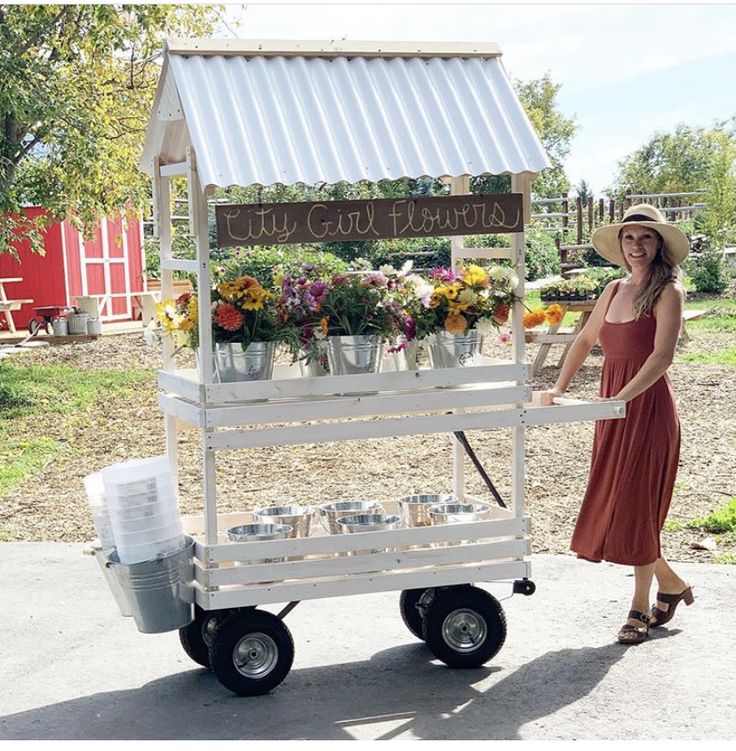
left=193, top=385, right=530, bottom=428
left=167, top=38, right=503, bottom=59
left=207, top=539, right=530, bottom=586
left=159, top=161, right=188, bottom=177
left=196, top=560, right=531, bottom=610
left=202, top=363, right=528, bottom=402
left=157, top=371, right=204, bottom=402
left=161, top=258, right=198, bottom=274
left=203, top=440, right=218, bottom=545
left=526, top=332, right=578, bottom=344
left=452, top=247, right=515, bottom=261
left=200, top=513, right=528, bottom=562
left=158, top=394, right=204, bottom=427
left=206, top=407, right=526, bottom=450
left=523, top=399, right=626, bottom=426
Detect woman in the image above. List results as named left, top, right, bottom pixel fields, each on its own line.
left=541, top=203, right=694, bottom=645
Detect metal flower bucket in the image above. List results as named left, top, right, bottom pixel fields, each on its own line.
left=428, top=330, right=483, bottom=368
left=427, top=502, right=493, bottom=548
left=335, top=513, right=400, bottom=555
left=319, top=500, right=385, bottom=534
left=253, top=505, right=315, bottom=538
left=326, top=335, right=383, bottom=375
left=227, top=523, right=293, bottom=565
left=298, top=342, right=330, bottom=377
left=90, top=541, right=133, bottom=617
left=214, top=341, right=276, bottom=382
left=398, top=493, right=456, bottom=527
left=104, top=536, right=195, bottom=634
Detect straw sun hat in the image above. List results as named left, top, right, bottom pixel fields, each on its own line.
left=591, top=203, right=690, bottom=268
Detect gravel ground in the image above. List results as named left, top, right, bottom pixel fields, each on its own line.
left=1, top=327, right=734, bottom=564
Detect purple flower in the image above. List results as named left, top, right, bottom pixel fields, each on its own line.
left=360, top=271, right=388, bottom=288
left=429, top=266, right=458, bottom=283
left=403, top=315, right=417, bottom=340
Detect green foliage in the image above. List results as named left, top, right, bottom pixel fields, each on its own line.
left=143, top=232, right=196, bottom=279
left=683, top=237, right=733, bottom=294
left=524, top=225, right=560, bottom=280
left=678, top=346, right=736, bottom=367
left=687, top=498, right=736, bottom=534
left=539, top=266, right=626, bottom=300
left=211, top=246, right=348, bottom=290
left=514, top=74, right=577, bottom=198
left=0, top=4, right=221, bottom=255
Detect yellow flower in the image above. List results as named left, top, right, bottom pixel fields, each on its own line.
left=445, top=313, right=468, bottom=334
left=523, top=308, right=547, bottom=328
left=320, top=317, right=329, bottom=335
left=187, top=296, right=198, bottom=323
left=544, top=303, right=564, bottom=326
left=462, top=264, right=489, bottom=287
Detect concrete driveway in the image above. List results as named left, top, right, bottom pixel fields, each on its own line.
left=1, top=543, right=734, bottom=740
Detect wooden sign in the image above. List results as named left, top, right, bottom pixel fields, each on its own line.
left=215, top=193, right=523, bottom=248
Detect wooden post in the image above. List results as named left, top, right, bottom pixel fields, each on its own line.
left=609, top=199, right=615, bottom=223
left=598, top=197, right=605, bottom=224
left=562, top=192, right=569, bottom=245
left=576, top=195, right=583, bottom=245
left=588, top=196, right=594, bottom=239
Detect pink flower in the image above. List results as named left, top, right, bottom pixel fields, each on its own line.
left=498, top=332, right=512, bottom=345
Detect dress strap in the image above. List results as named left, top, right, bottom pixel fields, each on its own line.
left=604, top=279, right=622, bottom=318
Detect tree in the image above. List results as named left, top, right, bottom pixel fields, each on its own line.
left=0, top=4, right=222, bottom=257
left=574, top=179, right=592, bottom=206
left=610, top=123, right=729, bottom=198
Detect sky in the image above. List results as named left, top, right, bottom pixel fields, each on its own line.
left=218, top=1, right=736, bottom=194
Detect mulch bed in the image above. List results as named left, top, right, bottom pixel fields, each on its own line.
left=1, top=328, right=734, bottom=565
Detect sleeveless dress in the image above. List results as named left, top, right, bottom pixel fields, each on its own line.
left=570, top=282, right=681, bottom=566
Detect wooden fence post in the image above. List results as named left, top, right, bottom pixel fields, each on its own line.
left=562, top=192, right=569, bottom=246
left=576, top=196, right=583, bottom=245
left=588, top=197, right=594, bottom=237
left=609, top=199, right=615, bottom=223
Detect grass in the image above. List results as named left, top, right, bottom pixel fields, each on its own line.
left=678, top=347, right=736, bottom=367
left=682, top=293, right=736, bottom=332
left=687, top=497, right=736, bottom=534
left=0, top=362, right=154, bottom=497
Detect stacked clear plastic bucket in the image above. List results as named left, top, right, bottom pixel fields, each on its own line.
left=84, top=456, right=193, bottom=633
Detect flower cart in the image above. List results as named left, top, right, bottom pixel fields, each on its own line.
left=131, top=38, right=625, bottom=696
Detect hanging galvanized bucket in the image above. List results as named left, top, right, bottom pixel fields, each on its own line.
left=428, top=329, right=483, bottom=368
left=214, top=341, right=276, bottom=382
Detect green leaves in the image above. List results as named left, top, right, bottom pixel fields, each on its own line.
left=1, top=4, right=222, bottom=254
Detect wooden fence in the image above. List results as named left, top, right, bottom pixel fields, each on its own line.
left=531, top=190, right=707, bottom=260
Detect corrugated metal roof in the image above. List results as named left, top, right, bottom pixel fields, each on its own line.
left=141, top=41, right=550, bottom=188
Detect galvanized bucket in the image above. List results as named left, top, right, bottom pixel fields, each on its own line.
left=335, top=513, right=400, bottom=556
left=326, top=334, right=383, bottom=376
left=90, top=541, right=133, bottom=617
left=214, top=341, right=276, bottom=382
left=319, top=500, right=385, bottom=534
left=428, top=330, right=483, bottom=368
left=253, top=505, right=315, bottom=538
left=104, top=536, right=194, bottom=634
left=67, top=312, right=89, bottom=335
left=398, top=493, right=456, bottom=527
left=226, top=523, right=293, bottom=564
left=427, top=502, right=493, bottom=548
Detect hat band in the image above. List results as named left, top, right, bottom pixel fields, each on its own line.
left=623, top=213, right=660, bottom=223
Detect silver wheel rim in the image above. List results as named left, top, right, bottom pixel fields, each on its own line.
left=442, top=608, right=487, bottom=652
left=233, top=632, right=279, bottom=678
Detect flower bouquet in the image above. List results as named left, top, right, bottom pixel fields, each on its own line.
left=155, top=292, right=199, bottom=351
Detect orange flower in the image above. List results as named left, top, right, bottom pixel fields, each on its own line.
left=319, top=317, right=329, bottom=336
left=544, top=303, right=564, bottom=326
left=493, top=303, right=510, bottom=325
left=523, top=308, right=546, bottom=328
left=444, top=313, right=468, bottom=334
left=214, top=302, right=244, bottom=332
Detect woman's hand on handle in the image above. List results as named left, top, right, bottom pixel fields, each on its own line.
left=539, top=387, right=564, bottom=406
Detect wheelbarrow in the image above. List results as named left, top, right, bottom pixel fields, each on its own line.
left=28, top=305, right=72, bottom=336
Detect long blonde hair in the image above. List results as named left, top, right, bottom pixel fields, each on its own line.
left=619, top=228, right=683, bottom=318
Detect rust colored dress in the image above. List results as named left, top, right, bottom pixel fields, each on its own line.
left=570, top=282, right=681, bottom=566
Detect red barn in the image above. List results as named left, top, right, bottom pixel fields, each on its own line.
left=0, top=207, right=145, bottom=332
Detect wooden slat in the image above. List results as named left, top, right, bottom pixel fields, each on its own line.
left=204, top=539, right=531, bottom=586
left=195, top=559, right=531, bottom=609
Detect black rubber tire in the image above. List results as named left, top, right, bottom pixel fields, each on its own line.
left=421, top=585, right=506, bottom=668
left=45, top=320, right=54, bottom=336
left=399, top=588, right=433, bottom=640
left=178, top=606, right=234, bottom=668
left=209, top=610, right=294, bottom=696
left=28, top=318, right=41, bottom=336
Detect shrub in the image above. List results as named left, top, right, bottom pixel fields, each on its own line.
left=684, top=237, right=732, bottom=294
left=524, top=225, right=560, bottom=280
left=211, top=245, right=347, bottom=290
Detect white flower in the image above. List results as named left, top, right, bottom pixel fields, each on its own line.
left=474, top=317, right=496, bottom=336
left=379, top=263, right=396, bottom=276
left=352, top=257, right=372, bottom=271
left=488, top=265, right=506, bottom=281
left=399, top=259, right=414, bottom=276
left=458, top=288, right=478, bottom=306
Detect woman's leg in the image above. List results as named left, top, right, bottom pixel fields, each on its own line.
left=618, top=562, right=656, bottom=642
left=653, top=556, right=690, bottom=613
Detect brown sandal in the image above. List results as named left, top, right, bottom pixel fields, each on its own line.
left=617, top=610, right=651, bottom=645
left=650, top=586, right=694, bottom=628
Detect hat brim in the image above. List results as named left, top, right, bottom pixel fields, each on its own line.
left=591, top=221, right=689, bottom=268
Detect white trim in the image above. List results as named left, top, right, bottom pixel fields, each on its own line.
left=59, top=218, right=71, bottom=307
left=79, top=230, right=88, bottom=297
left=120, top=216, right=132, bottom=319
left=166, top=38, right=503, bottom=59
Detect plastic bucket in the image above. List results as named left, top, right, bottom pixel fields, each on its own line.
left=84, top=472, right=114, bottom=548
left=104, top=537, right=194, bottom=633
left=90, top=541, right=132, bottom=617
left=115, top=533, right=185, bottom=566
left=68, top=312, right=89, bottom=335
